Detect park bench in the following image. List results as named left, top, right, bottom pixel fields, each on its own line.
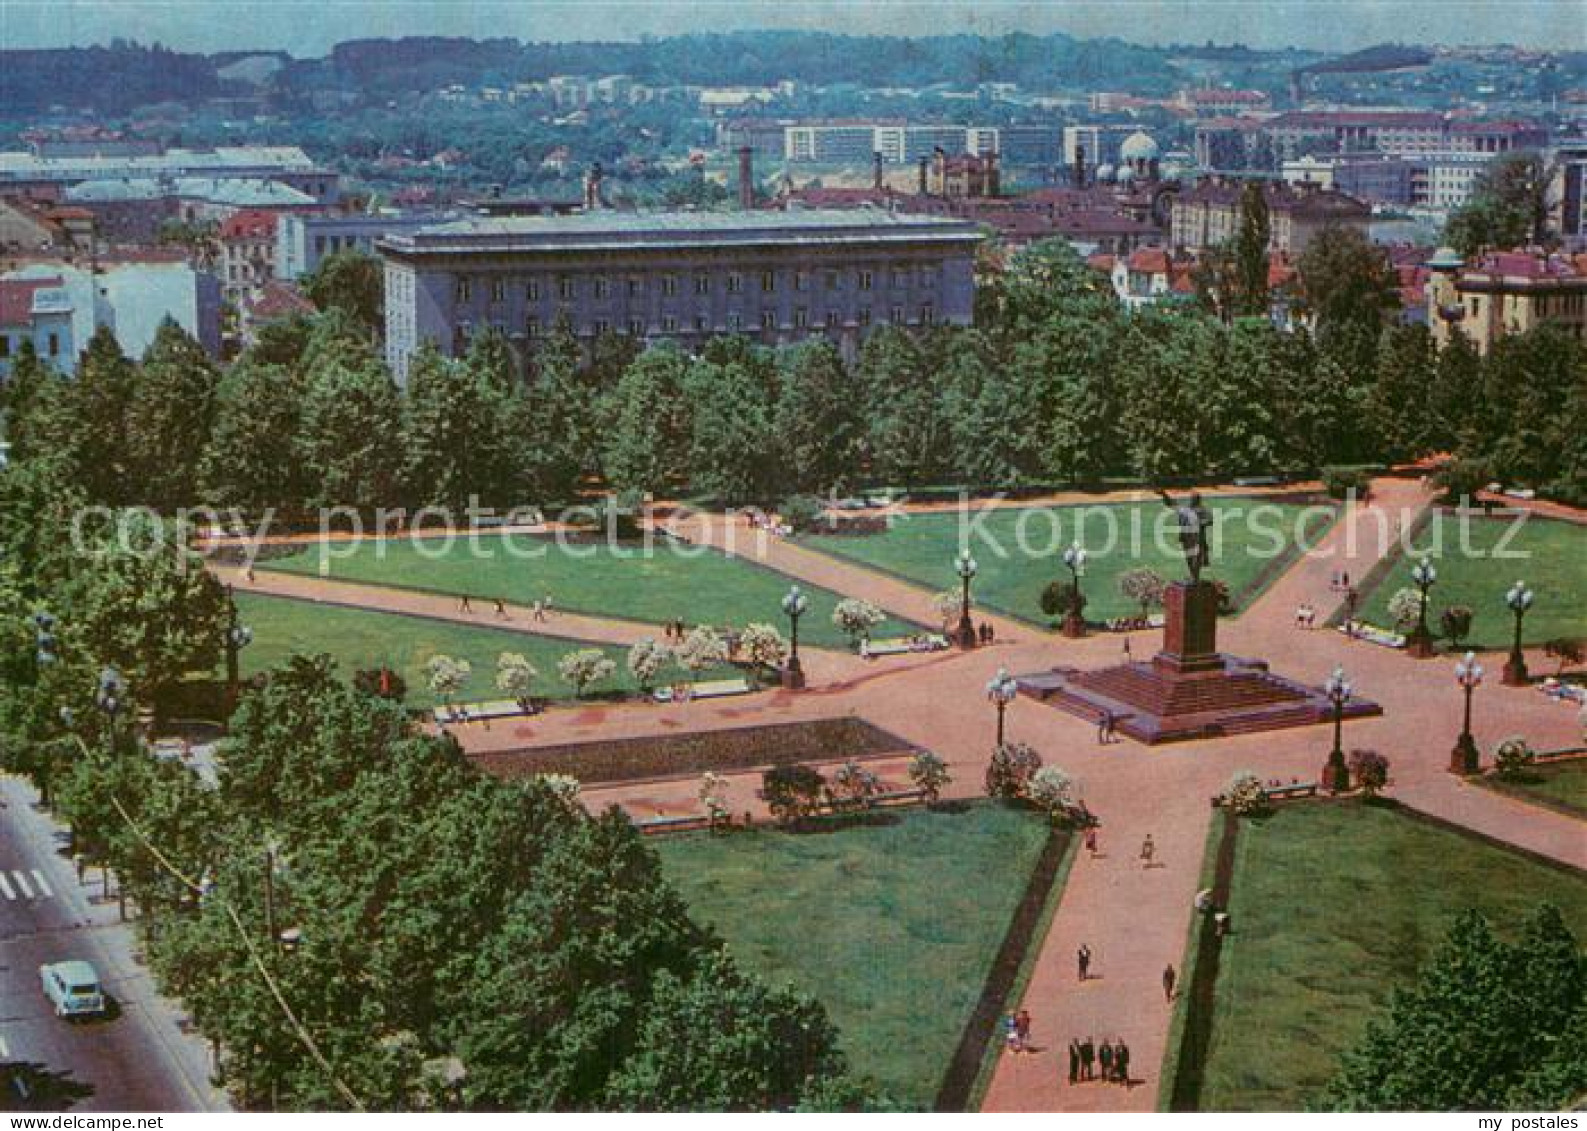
left=1210, top=781, right=1319, bottom=807
left=1337, top=621, right=1405, bottom=649
left=435, top=699, right=535, bottom=725
left=870, top=787, right=931, bottom=809
left=653, top=678, right=754, bottom=703
left=1233, top=475, right=1283, bottom=487
left=1105, top=614, right=1164, bottom=633
left=637, top=813, right=716, bottom=835
left=863, top=634, right=949, bottom=658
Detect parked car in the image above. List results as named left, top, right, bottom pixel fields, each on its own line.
left=40, top=960, right=105, bottom=1018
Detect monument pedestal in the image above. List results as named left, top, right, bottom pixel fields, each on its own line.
left=1014, top=580, right=1381, bottom=745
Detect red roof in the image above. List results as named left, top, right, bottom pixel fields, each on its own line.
left=218, top=208, right=279, bottom=241
left=246, top=280, right=316, bottom=321
left=0, top=276, right=63, bottom=327
left=1184, top=89, right=1268, bottom=104
left=1127, top=247, right=1172, bottom=274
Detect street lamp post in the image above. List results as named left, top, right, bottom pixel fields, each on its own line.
left=1406, top=557, right=1438, bottom=658
left=1320, top=665, right=1353, bottom=793
left=986, top=667, right=1019, bottom=747
left=225, top=585, right=253, bottom=707
left=1061, top=543, right=1088, bottom=639
left=954, top=549, right=979, bottom=650
left=1451, top=651, right=1483, bottom=774
left=780, top=584, right=808, bottom=690
left=1501, top=580, right=1534, bottom=686
left=96, top=666, right=126, bottom=749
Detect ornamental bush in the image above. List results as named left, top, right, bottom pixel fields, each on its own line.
left=985, top=741, right=1042, bottom=800
left=1224, top=771, right=1267, bottom=816
left=832, top=597, right=885, bottom=646
left=1027, top=765, right=1075, bottom=821
left=760, top=763, right=826, bottom=825
left=908, top=750, right=951, bottom=803
left=1349, top=749, right=1390, bottom=796
left=1492, top=735, right=1535, bottom=780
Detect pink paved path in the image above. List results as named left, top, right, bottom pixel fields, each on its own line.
left=217, top=481, right=1583, bottom=1112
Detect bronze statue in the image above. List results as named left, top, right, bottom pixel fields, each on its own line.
left=1157, top=490, right=1213, bottom=583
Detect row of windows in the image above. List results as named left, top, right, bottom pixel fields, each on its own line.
left=456, top=266, right=939, bottom=305
left=515, top=303, right=936, bottom=338
left=0, top=331, right=61, bottom=358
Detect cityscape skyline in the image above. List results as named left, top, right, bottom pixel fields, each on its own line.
left=4, top=0, right=1586, bottom=57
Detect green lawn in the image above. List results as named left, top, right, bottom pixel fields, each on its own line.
left=1199, top=801, right=1587, bottom=1112
left=1481, top=760, right=1587, bottom=819
left=260, top=533, right=914, bottom=650
left=1359, top=514, right=1587, bottom=647
left=655, top=804, right=1051, bottom=1108
left=235, top=593, right=726, bottom=709
left=801, top=498, right=1335, bottom=626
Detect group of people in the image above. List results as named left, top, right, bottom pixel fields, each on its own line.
left=1003, top=1009, right=1035, bottom=1053
left=1095, top=708, right=1120, bottom=744
left=976, top=622, right=997, bottom=645
left=1293, top=602, right=1318, bottom=629
left=456, top=594, right=552, bottom=621
left=1066, top=1036, right=1132, bottom=1086
left=661, top=618, right=690, bottom=641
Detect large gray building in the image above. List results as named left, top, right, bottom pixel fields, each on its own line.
left=377, top=208, right=982, bottom=382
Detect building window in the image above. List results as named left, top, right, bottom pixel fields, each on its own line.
left=858, top=270, right=873, bottom=291
left=825, top=310, right=841, bottom=329
left=891, top=268, right=909, bottom=288
left=48, top=333, right=60, bottom=357
left=727, top=312, right=743, bottom=332
left=760, top=311, right=777, bottom=330
left=0, top=334, right=9, bottom=358
left=921, top=268, right=937, bottom=288
left=825, top=270, right=841, bottom=291
left=559, top=276, right=575, bottom=300
left=455, top=278, right=473, bottom=303
left=795, top=271, right=810, bottom=292
left=526, top=316, right=541, bottom=337
left=920, top=303, right=935, bottom=325
left=662, top=315, right=679, bottom=333
left=727, top=273, right=743, bottom=294
left=491, top=279, right=506, bottom=303
left=628, top=277, right=644, bottom=297
left=629, top=318, right=646, bottom=337
left=694, top=275, right=710, bottom=295
left=594, top=319, right=611, bottom=335
left=891, top=305, right=905, bottom=325
left=527, top=279, right=541, bottom=301
left=858, top=308, right=872, bottom=326
left=662, top=275, right=678, bottom=297
left=695, top=314, right=710, bottom=332
left=761, top=270, right=776, bottom=293
left=314, top=236, right=326, bottom=254
left=794, top=307, right=809, bottom=329
left=593, top=278, right=611, bottom=299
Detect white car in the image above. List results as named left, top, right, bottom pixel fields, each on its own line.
left=40, top=960, right=105, bottom=1018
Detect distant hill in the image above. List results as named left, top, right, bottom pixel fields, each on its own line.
left=0, top=43, right=226, bottom=112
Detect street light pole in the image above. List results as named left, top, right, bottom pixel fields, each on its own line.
left=224, top=584, right=253, bottom=708
left=1501, top=580, right=1534, bottom=687
left=1406, top=558, right=1438, bottom=658
left=955, top=549, right=979, bottom=650
left=1451, top=651, right=1483, bottom=774
left=1061, top=543, right=1088, bottom=639
left=987, top=667, right=1018, bottom=748
left=1320, top=665, right=1353, bottom=793
left=780, top=585, right=808, bottom=690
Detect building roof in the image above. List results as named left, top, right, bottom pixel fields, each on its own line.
left=219, top=208, right=280, bottom=241
left=0, top=276, right=63, bottom=326
left=1265, top=111, right=1446, bottom=130
left=1183, top=88, right=1269, bottom=105
left=64, top=176, right=316, bottom=208
left=246, top=280, right=316, bottom=321
left=0, top=145, right=320, bottom=183
left=381, top=208, right=984, bottom=257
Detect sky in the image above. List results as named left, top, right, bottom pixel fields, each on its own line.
left=1, top=0, right=1584, bottom=56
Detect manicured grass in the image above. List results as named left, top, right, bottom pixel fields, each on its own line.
left=260, top=533, right=913, bottom=649
left=655, top=804, right=1051, bottom=1108
left=1480, top=760, right=1587, bottom=819
left=1359, top=514, right=1586, bottom=647
left=802, top=498, right=1335, bottom=626
left=1199, top=801, right=1587, bottom=1112
left=235, top=593, right=722, bottom=708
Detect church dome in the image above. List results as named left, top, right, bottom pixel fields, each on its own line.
left=1119, top=131, right=1160, bottom=163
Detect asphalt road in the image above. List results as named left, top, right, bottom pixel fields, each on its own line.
left=0, top=776, right=227, bottom=1113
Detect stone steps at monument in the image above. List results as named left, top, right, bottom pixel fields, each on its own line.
left=1072, top=664, right=1304, bottom=716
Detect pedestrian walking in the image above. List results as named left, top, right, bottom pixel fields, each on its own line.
left=1084, top=827, right=1099, bottom=857
left=543, top=594, right=553, bottom=618
left=1015, top=1009, right=1031, bottom=1052
left=1080, top=1036, right=1095, bottom=1081
left=1077, top=943, right=1091, bottom=981
left=243, top=563, right=255, bottom=584
left=1140, top=833, right=1156, bottom=868
left=1067, top=1038, right=1081, bottom=1084
left=1116, top=1039, right=1131, bottom=1086
left=459, top=594, right=473, bottom=614
left=494, top=597, right=508, bottom=619
left=532, top=599, right=545, bottom=622
left=1004, top=1013, right=1023, bottom=1054
left=1163, top=963, right=1177, bottom=1002
left=1098, top=1039, right=1114, bottom=1083
left=1096, top=709, right=1111, bottom=745
left=1123, top=635, right=1132, bottom=659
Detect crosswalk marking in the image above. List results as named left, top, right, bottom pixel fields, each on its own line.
left=0, top=868, right=56, bottom=900
left=0, top=872, right=12, bottom=900
left=30, top=870, right=52, bottom=898
left=11, top=870, right=34, bottom=899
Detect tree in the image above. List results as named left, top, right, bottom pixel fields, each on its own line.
left=854, top=327, right=942, bottom=490
left=908, top=751, right=950, bottom=804
left=760, top=763, right=826, bottom=825
left=495, top=652, right=537, bottom=710
left=675, top=626, right=729, bottom=675
left=557, top=648, right=616, bottom=698
left=685, top=360, right=779, bottom=503
left=1223, top=771, right=1267, bottom=816
left=122, top=319, right=222, bottom=510
left=1318, top=905, right=1583, bottom=1110
left=1492, top=736, right=1535, bottom=780
left=301, top=249, right=383, bottom=336
left=1118, top=568, right=1167, bottom=619
left=698, top=771, right=731, bottom=827
left=297, top=354, right=403, bottom=510
left=1348, top=749, right=1389, bottom=796
left=70, top=326, right=139, bottom=504
left=828, top=760, right=881, bottom=812
left=737, top=623, right=787, bottom=674
left=1026, top=765, right=1075, bottom=821
left=1385, top=587, right=1424, bottom=631
left=985, top=741, right=1041, bottom=800
left=1444, top=152, right=1549, bottom=257
left=601, top=344, right=693, bottom=495
left=526, top=318, right=598, bottom=503
left=199, top=362, right=308, bottom=514
left=773, top=339, right=862, bottom=496
left=1368, top=324, right=1437, bottom=462
left=1296, top=225, right=1398, bottom=350
left=426, top=654, right=471, bottom=706
left=831, top=598, right=884, bottom=648
left=1232, top=181, right=1272, bottom=318
left=625, top=638, right=671, bottom=693
left=403, top=341, right=518, bottom=510
left=1439, top=606, right=1473, bottom=650
left=1039, top=579, right=1085, bottom=624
